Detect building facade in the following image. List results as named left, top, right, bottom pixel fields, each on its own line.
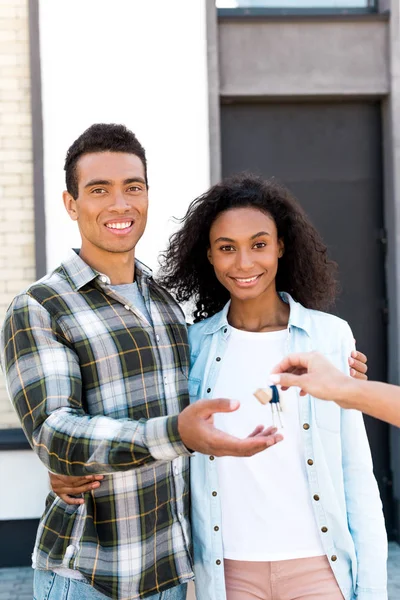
left=0, top=0, right=399, bottom=578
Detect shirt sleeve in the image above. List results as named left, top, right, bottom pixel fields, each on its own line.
left=0, top=293, right=191, bottom=475
left=339, top=322, right=388, bottom=600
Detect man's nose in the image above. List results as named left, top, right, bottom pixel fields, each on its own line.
left=109, top=191, right=130, bottom=211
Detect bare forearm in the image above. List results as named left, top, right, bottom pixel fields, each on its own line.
left=339, top=378, right=400, bottom=427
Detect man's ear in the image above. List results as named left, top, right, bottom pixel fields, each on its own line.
left=63, top=191, right=78, bottom=221
left=278, top=239, right=284, bottom=258
left=207, top=248, right=213, bottom=265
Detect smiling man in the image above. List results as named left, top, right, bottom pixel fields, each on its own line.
left=0, top=124, right=285, bottom=600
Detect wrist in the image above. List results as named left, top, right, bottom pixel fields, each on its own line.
left=335, top=376, right=363, bottom=409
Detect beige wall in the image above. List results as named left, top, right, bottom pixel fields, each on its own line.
left=0, top=0, right=35, bottom=429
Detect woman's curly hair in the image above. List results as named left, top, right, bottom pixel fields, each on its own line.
left=159, top=174, right=338, bottom=322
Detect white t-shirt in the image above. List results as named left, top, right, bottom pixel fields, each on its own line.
left=213, top=326, right=324, bottom=562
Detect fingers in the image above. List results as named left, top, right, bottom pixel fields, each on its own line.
left=248, top=426, right=278, bottom=438
left=57, top=481, right=101, bottom=495
left=196, top=398, right=240, bottom=417
left=247, top=425, right=265, bottom=438
left=271, top=353, right=311, bottom=376
left=350, top=367, right=368, bottom=381
left=212, top=430, right=283, bottom=457
left=351, top=350, right=367, bottom=364
left=270, top=372, right=304, bottom=389
left=349, top=355, right=368, bottom=378
left=59, top=494, right=84, bottom=506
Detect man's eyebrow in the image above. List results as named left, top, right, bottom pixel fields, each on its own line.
left=84, top=179, right=112, bottom=189
left=123, top=177, right=146, bottom=186
left=84, top=177, right=147, bottom=189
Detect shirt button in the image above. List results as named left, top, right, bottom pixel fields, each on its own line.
left=214, top=526, right=219, bottom=532
left=223, top=328, right=227, bottom=333
left=207, top=388, right=211, bottom=393
left=124, top=305, right=130, bottom=311
left=331, top=555, right=337, bottom=562
left=212, top=491, right=217, bottom=497
left=321, top=527, right=328, bottom=533
left=100, top=276, right=108, bottom=283
left=216, top=357, right=221, bottom=362
left=209, top=456, right=215, bottom=461
left=303, top=423, right=310, bottom=430
left=313, top=494, right=320, bottom=501
left=174, top=467, right=179, bottom=476
left=156, top=335, right=160, bottom=342
left=178, top=512, right=183, bottom=519
left=307, top=459, right=314, bottom=466
left=216, top=560, right=221, bottom=566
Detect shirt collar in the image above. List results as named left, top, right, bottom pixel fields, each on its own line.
left=60, top=249, right=153, bottom=292
left=201, top=292, right=311, bottom=337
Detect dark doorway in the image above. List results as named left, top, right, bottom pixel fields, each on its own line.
left=221, top=100, right=394, bottom=535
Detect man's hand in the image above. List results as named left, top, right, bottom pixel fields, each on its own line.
left=178, top=399, right=283, bottom=457
left=270, top=352, right=353, bottom=407
left=49, top=473, right=104, bottom=505
left=349, top=349, right=368, bottom=380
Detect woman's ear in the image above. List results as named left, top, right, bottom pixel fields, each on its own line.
left=278, top=239, right=284, bottom=258
left=207, top=248, right=213, bottom=265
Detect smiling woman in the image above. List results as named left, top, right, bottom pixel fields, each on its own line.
left=158, top=173, right=387, bottom=600
left=159, top=174, right=337, bottom=322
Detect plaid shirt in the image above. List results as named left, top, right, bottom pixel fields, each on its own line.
left=0, top=250, right=193, bottom=600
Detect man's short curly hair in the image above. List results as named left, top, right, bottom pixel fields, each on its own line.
left=64, top=123, right=148, bottom=199
left=159, top=173, right=338, bottom=322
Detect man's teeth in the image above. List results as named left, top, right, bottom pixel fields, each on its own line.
left=235, top=276, right=258, bottom=283
left=106, top=222, right=132, bottom=230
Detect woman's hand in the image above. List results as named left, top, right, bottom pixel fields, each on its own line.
left=49, top=473, right=104, bottom=505
left=349, top=349, right=368, bottom=380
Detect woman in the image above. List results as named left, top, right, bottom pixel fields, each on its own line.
left=51, top=175, right=384, bottom=600
left=160, top=174, right=387, bottom=600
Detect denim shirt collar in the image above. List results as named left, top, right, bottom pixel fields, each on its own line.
left=201, top=292, right=311, bottom=337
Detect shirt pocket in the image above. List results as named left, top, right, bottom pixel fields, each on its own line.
left=188, top=377, right=201, bottom=403
left=314, top=398, right=341, bottom=433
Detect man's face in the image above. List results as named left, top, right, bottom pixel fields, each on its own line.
left=63, top=151, right=148, bottom=256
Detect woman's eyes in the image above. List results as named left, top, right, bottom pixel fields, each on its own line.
left=219, top=242, right=267, bottom=251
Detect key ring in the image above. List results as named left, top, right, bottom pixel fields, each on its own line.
left=254, top=385, right=284, bottom=428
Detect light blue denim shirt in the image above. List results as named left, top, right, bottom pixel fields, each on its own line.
left=188, top=294, right=387, bottom=600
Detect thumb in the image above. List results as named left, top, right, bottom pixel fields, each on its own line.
left=197, top=398, right=240, bottom=416
left=273, top=373, right=305, bottom=390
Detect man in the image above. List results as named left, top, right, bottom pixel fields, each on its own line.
left=270, top=351, right=400, bottom=427
left=0, top=124, right=282, bottom=600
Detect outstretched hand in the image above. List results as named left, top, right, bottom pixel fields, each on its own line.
left=270, top=351, right=352, bottom=407
left=178, top=398, right=283, bottom=457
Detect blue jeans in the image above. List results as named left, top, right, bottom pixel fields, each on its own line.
left=33, top=569, right=188, bottom=600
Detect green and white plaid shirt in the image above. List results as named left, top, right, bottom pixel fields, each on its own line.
left=0, top=250, right=193, bottom=599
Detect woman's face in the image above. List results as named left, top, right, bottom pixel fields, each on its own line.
left=208, top=207, right=284, bottom=302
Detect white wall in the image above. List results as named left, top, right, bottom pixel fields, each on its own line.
left=0, top=451, right=49, bottom=520
left=4, top=0, right=211, bottom=523
left=39, top=0, right=211, bottom=274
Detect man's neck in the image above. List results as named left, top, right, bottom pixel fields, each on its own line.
left=79, top=246, right=136, bottom=285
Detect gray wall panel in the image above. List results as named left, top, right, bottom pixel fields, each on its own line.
left=219, top=18, right=389, bottom=96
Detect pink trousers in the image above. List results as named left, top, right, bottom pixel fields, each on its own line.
left=224, top=556, right=344, bottom=600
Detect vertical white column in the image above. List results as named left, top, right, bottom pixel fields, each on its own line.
left=39, top=0, right=211, bottom=273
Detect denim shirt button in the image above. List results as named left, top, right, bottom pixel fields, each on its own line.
left=207, top=388, right=211, bottom=393
left=209, top=456, right=215, bottom=461
left=331, top=555, right=337, bottom=562
left=216, top=357, right=221, bottom=362
left=216, top=560, right=221, bottom=565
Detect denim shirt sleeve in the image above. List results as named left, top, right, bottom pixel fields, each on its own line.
left=339, top=322, right=388, bottom=600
